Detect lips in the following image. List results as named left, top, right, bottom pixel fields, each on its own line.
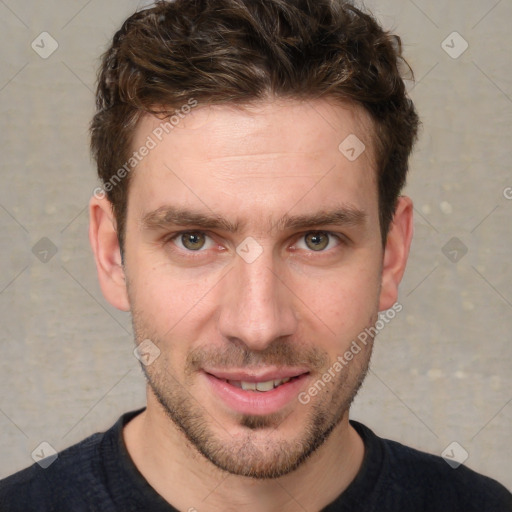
left=204, top=368, right=309, bottom=382
left=202, top=368, right=310, bottom=415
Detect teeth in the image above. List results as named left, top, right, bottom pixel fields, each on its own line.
left=235, top=377, right=291, bottom=392
left=240, top=381, right=257, bottom=391
left=255, top=380, right=274, bottom=392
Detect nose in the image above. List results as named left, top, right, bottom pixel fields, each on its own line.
left=217, top=247, right=298, bottom=351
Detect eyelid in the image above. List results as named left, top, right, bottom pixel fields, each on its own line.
left=163, top=229, right=348, bottom=255
left=292, top=231, right=346, bottom=251
left=167, top=230, right=217, bottom=252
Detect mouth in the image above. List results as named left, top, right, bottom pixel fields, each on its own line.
left=202, top=368, right=310, bottom=416
left=227, top=376, right=295, bottom=392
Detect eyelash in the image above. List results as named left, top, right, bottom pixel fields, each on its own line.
left=165, top=230, right=346, bottom=257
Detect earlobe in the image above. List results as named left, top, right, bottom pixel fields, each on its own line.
left=88, top=196, right=130, bottom=312
left=378, top=196, right=414, bottom=311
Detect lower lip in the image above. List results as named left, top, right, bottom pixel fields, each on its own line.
left=203, top=372, right=309, bottom=416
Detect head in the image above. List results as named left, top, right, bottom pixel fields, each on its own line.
left=89, top=0, right=418, bottom=479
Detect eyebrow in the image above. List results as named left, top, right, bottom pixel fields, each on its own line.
left=141, top=205, right=366, bottom=233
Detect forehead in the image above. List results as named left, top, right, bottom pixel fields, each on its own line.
left=127, top=98, right=378, bottom=228
left=134, top=98, right=374, bottom=162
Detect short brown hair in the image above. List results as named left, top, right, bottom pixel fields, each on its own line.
left=90, top=0, right=419, bottom=249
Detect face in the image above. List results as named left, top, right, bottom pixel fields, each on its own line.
left=103, top=99, right=403, bottom=478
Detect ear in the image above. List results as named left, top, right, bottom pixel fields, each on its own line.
left=88, top=195, right=130, bottom=312
left=379, top=196, right=413, bottom=311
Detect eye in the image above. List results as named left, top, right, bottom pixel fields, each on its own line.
left=295, top=231, right=341, bottom=252
left=172, top=231, right=215, bottom=251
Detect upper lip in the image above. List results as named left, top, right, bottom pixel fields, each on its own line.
left=204, top=368, right=310, bottom=382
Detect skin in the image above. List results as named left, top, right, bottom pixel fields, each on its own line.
left=89, top=98, right=413, bottom=512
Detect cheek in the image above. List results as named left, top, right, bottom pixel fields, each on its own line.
left=294, top=258, right=381, bottom=342
left=126, top=234, right=383, bottom=350
left=128, top=258, right=219, bottom=335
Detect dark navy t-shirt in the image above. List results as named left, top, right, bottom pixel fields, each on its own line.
left=1, top=408, right=511, bottom=511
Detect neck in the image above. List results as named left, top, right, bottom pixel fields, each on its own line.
left=123, top=390, right=364, bottom=512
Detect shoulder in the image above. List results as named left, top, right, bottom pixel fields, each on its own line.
left=352, top=421, right=512, bottom=512
left=387, top=437, right=510, bottom=505
left=0, top=430, right=109, bottom=511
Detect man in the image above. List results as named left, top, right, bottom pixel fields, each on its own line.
left=1, top=0, right=511, bottom=510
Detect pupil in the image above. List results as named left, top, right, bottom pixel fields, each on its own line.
left=306, top=232, right=328, bottom=251
left=183, top=232, right=204, bottom=250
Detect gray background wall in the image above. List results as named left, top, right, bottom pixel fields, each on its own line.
left=1, top=0, right=511, bottom=492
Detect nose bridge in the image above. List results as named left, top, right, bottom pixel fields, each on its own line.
left=217, top=249, right=297, bottom=349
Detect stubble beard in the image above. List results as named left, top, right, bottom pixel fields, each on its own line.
left=131, top=313, right=374, bottom=480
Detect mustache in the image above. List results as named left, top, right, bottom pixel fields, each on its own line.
left=186, top=340, right=329, bottom=374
